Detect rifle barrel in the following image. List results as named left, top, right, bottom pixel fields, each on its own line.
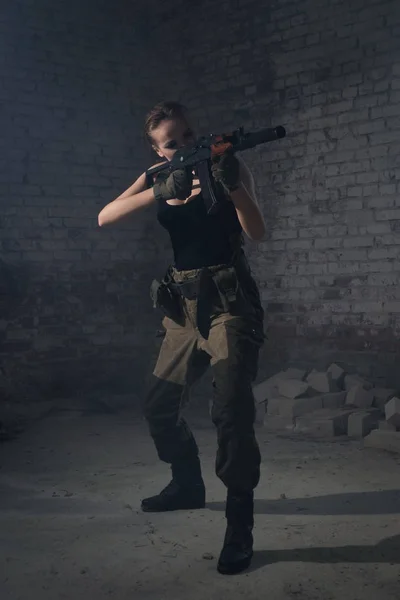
left=235, top=126, right=286, bottom=151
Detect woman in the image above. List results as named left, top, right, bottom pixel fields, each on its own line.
left=98, top=101, right=266, bottom=575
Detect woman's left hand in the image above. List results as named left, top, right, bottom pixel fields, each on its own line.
left=211, top=150, right=240, bottom=192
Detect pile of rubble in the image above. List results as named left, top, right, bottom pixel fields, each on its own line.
left=253, top=365, right=400, bottom=454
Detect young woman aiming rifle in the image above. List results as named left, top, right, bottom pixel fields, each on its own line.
left=98, top=101, right=266, bottom=575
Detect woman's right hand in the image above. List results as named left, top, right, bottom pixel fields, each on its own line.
left=153, top=168, right=193, bottom=202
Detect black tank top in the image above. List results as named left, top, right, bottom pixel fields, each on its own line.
left=150, top=175, right=242, bottom=271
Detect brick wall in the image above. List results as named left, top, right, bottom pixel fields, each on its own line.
left=0, top=0, right=171, bottom=403
left=2, top=0, right=400, bottom=409
left=143, top=0, right=400, bottom=385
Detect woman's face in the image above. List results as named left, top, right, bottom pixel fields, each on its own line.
left=151, top=117, right=195, bottom=162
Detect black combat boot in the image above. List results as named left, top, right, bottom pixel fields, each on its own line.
left=141, top=455, right=206, bottom=512
left=217, top=489, right=254, bottom=575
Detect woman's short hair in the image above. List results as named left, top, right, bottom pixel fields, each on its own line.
left=144, top=101, right=188, bottom=143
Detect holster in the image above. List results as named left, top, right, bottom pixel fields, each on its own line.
left=191, top=267, right=240, bottom=340
left=212, top=266, right=239, bottom=312
left=150, top=272, right=184, bottom=325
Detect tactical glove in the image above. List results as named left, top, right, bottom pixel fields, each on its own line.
left=153, top=168, right=193, bottom=202
left=211, top=150, right=240, bottom=192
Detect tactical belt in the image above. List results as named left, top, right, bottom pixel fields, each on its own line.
left=170, top=265, right=239, bottom=314
left=150, top=252, right=257, bottom=338
left=170, top=278, right=201, bottom=300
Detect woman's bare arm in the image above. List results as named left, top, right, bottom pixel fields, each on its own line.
left=98, top=164, right=165, bottom=227
left=98, top=172, right=155, bottom=226
left=229, top=158, right=266, bottom=241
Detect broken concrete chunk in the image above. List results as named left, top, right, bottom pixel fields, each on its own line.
left=270, top=371, right=287, bottom=381
left=344, top=374, right=373, bottom=391
left=373, top=387, right=396, bottom=401
left=373, top=388, right=396, bottom=413
left=266, top=397, right=286, bottom=416
left=378, top=420, right=396, bottom=432
left=278, top=379, right=310, bottom=399
left=364, top=430, right=400, bottom=454
left=347, top=410, right=380, bottom=438
left=321, top=391, right=346, bottom=409
left=385, top=397, right=400, bottom=429
left=269, top=395, right=323, bottom=418
left=327, top=363, right=346, bottom=386
left=252, top=368, right=306, bottom=403
left=282, top=367, right=307, bottom=381
left=345, top=384, right=374, bottom=409
left=265, top=368, right=307, bottom=384
left=307, top=370, right=339, bottom=393
left=294, top=408, right=352, bottom=437
left=253, top=379, right=279, bottom=404
left=266, top=370, right=291, bottom=383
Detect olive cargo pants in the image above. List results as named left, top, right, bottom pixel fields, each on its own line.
left=144, top=261, right=264, bottom=492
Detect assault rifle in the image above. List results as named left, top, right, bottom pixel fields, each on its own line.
left=147, top=125, right=286, bottom=215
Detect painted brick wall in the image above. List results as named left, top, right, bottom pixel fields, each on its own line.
left=0, top=0, right=172, bottom=402
left=142, top=0, right=400, bottom=385
left=2, top=0, right=400, bottom=407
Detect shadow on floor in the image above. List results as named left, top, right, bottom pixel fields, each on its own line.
left=207, top=489, right=400, bottom=516
left=248, top=534, right=400, bottom=572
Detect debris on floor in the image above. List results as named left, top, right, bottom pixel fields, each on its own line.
left=253, top=364, right=400, bottom=453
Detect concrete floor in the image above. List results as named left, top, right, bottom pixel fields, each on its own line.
left=1, top=400, right=400, bottom=600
